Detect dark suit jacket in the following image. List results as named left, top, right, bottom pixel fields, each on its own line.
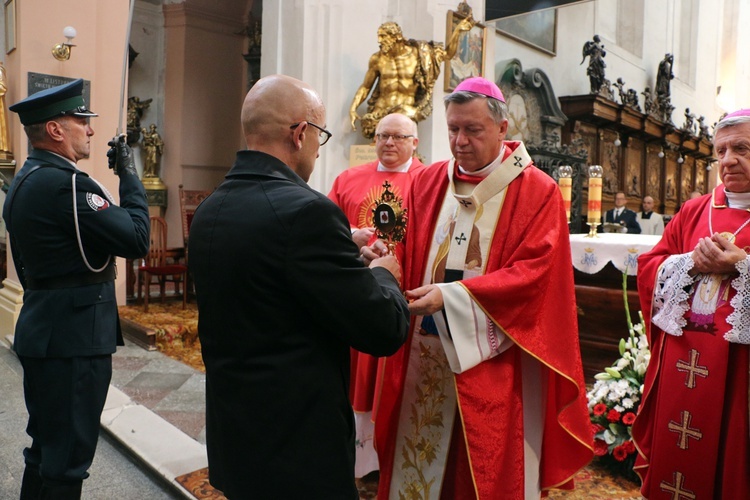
left=603, top=207, right=641, bottom=234
left=2, top=150, right=150, bottom=357
left=188, top=150, right=410, bottom=499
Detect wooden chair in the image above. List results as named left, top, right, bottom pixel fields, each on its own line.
left=179, top=184, right=213, bottom=252
left=179, top=185, right=212, bottom=296
left=138, top=216, right=188, bottom=312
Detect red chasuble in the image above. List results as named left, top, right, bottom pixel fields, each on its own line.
left=375, top=143, right=593, bottom=498
left=327, top=158, right=425, bottom=413
left=634, top=186, right=750, bottom=498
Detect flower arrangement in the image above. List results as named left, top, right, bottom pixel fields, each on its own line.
left=586, top=273, right=651, bottom=482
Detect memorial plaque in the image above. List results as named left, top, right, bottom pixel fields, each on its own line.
left=349, top=144, right=377, bottom=167
left=28, top=72, right=91, bottom=105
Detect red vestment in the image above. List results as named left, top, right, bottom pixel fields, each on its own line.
left=375, top=144, right=592, bottom=498
left=327, top=159, right=425, bottom=410
left=634, top=186, right=750, bottom=498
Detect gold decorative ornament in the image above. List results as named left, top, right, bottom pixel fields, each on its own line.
left=349, top=12, right=475, bottom=139
left=372, top=180, right=408, bottom=254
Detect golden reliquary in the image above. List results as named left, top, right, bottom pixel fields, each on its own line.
left=372, top=180, right=408, bottom=254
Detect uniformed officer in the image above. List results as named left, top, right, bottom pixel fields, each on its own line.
left=2, top=78, right=150, bottom=499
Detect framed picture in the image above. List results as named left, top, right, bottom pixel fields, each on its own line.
left=493, top=8, right=557, bottom=55
left=444, top=10, right=486, bottom=92
left=4, top=0, right=15, bottom=54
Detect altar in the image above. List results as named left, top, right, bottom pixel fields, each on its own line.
left=570, top=233, right=661, bottom=380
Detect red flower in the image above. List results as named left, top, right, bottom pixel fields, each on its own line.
left=623, top=440, right=636, bottom=454
left=612, top=445, right=628, bottom=461
left=593, top=403, right=607, bottom=416
left=591, top=423, right=605, bottom=436
left=607, top=409, right=621, bottom=422
left=622, top=412, right=636, bottom=425
left=593, top=439, right=609, bottom=456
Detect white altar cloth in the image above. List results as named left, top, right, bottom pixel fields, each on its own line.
left=569, top=233, right=661, bottom=276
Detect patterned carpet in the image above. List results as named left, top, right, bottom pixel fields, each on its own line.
left=119, top=301, right=642, bottom=499
left=173, top=462, right=641, bottom=499
left=119, top=301, right=204, bottom=372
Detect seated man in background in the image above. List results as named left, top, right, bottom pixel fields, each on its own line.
left=636, top=195, right=664, bottom=235
left=603, top=191, right=641, bottom=233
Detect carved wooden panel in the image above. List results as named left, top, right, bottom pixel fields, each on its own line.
left=573, top=121, right=599, bottom=166
left=646, top=143, right=663, bottom=207
left=680, top=156, right=695, bottom=204
left=664, top=150, right=678, bottom=214
left=625, top=137, right=644, bottom=198
left=572, top=121, right=599, bottom=209
left=599, top=129, right=621, bottom=197
left=695, top=159, right=707, bottom=195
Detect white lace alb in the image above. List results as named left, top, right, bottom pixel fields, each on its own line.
left=652, top=253, right=750, bottom=344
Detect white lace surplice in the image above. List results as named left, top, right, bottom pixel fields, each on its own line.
left=651, top=253, right=750, bottom=344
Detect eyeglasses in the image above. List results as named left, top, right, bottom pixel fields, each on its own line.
left=290, top=121, right=332, bottom=146
left=375, top=133, right=414, bottom=142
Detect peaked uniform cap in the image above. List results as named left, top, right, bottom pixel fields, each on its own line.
left=9, top=78, right=97, bottom=126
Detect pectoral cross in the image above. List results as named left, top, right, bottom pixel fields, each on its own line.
left=676, top=349, right=709, bottom=389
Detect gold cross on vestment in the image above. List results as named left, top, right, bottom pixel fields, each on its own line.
left=660, top=471, right=696, bottom=500
left=668, top=410, right=703, bottom=450
left=676, top=349, right=709, bottom=389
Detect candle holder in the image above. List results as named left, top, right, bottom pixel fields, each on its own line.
left=558, top=165, right=573, bottom=224
left=586, top=221, right=601, bottom=238
left=585, top=165, right=603, bottom=238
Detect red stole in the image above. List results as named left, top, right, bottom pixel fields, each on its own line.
left=634, top=185, right=750, bottom=497
left=375, top=143, right=593, bottom=498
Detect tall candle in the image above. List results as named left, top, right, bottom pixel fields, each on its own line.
left=558, top=165, right=573, bottom=222
left=587, top=165, right=603, bottom=223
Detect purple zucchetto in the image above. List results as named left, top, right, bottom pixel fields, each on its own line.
left=722, top=108, right=750, bottom=121
left=453, top=77, right=506, bottom=103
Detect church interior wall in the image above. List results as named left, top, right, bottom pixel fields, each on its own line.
left=160, top=0, right=247, bottom=247
left=1, top=0, right=133, bottom=302
left=1, top=0, right=750, bottom=305
left=129, top=1, right=166, bottom=179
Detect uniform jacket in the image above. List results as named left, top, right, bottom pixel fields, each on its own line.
left=2, top=149, right=150, bottom=357
left=603, top=207, right=642, bottom=233
left=188, top=150, right=409, bottom=499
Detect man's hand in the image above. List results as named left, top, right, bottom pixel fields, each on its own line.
left=691, top=233, right=747, bottom=274
left=406, top=284, right=444, bottom=316
left=107, top=135, right=138, bottom=177
left=352, top=227, right=376, bottom=249
left=360, top=239, right=389, bottom=266
left=370, top=254, right=401, bottom=283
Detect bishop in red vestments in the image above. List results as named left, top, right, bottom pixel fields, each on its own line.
left=373, top=78, right=592, bottom=499
left=633, top=109, right=750, bottom=498
left=328, top=112, right=425, bottom=478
